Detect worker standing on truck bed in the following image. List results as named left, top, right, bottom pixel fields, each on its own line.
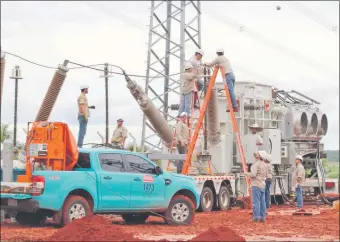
left=293, top=155, right=306, bottom=211
left=204, top=48, right=239, bottom=112
left=175, top=112, right=189, bottom=173
left=77, top=85, right=90, bottom=148
left=188, top=49, right=204, bottom=108
left=245, top=150, right=268, bottom=222
left=264, top=152, right=274, bottom=209
left=178, top=63, right=198, bottom=118
left=111, top=118, right=128, bottom=149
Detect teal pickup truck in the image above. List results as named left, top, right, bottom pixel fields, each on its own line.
left=0, top=148, right=200, bottom=226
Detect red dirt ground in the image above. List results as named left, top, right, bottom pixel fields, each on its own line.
left=1, top=205, right=339, bottom=242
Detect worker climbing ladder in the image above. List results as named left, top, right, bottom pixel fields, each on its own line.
left=166, top=79, right=202, bottom=172
left=181, top=66, right=252, bottom=200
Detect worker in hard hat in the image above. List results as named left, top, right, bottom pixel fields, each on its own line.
left=188, top=49, right=205, bottom=108
left=188, top=49, right=204, bottom=92
left=204, top=48, right=238, bottom=112
left=111, top=118, right=128, bottom=149
left=178, top=62, right=198, bottom=118
left=245, top=150, right=268, bottom=222
left=293, top=155, right=306, bottom=211
left=264, top=152, right=274, bottom=210
left=244, top=123, right=264, bottom=169
left=174, top=112, right=189, bottom=173
left=77, top=85, right=92, bottom=148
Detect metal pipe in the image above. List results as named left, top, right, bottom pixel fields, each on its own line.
left=203, top=67, right=208, bottom=150
left=163, top=1, right=172, bottom=121
left=35, top=60, right=69, bottom=121
left=104, top=63, right=109, bottom=145
left=141, top=0, right=156, bottom=152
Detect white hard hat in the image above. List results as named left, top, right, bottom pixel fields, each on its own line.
left=258, top=150, right=267, bottom=160
left=80, top=85, right=89, bottom=90
left=195, top=49, right=204, bottom=56
left=180, top=112, right=188, bottom=117
left=265, top=153, right=272, bottom=162
left=248, top=123, right=262, bottom=129
left=295, top=155, right=303, bottom=161
left=216, top=48, right=224, bottom=54
left=184, top=62, right=193, bottom=70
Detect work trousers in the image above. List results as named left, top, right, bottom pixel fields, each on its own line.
left=224, top=72, right=238, bottom=108
left=252, top=186, right=266, bottom=221
left=296, top=184, right=303, bottom=209
left=197, top=78, right=204, bottom=92
left=178, top=92, right=193, bottom=117
left=265, top=179, right=272, bottom=209
left=176, top=144, right=188, bottom=174
left=77, top=115, right=88, bottom=148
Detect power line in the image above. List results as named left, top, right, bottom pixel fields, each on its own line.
left=81, top=1, right=280, bottom=83
left=4, top=51, right=103, bottom=70
left=202, top=5, right=338, bottom=78
left=285, top=1, right=339, bottom=35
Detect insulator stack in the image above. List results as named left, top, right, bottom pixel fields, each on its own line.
left=35, top=61, right=69, bottom=122
left=207, top=85, right=221, bottom=145
left=125, top=75, right=173, bottom=147
left=0, top=51, right=5, bottom=106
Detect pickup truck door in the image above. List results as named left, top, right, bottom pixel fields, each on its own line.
left=97, top=153, right=131, bottom=210
left=124, top=154, right=166, bottom=209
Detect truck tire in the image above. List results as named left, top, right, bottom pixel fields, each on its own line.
left=199, top=186, right=214, bottom=212
left=218, top=186, right=231, bottom=211
left=61, top=195, right=91, bottom=226
left=15, top=211, right=46, bottom=226
left=164, top=195, right=195, bottom=225
left=121, top=214, right=149, bottom=224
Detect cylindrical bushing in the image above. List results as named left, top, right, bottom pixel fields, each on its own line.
left=0, top=51, right=5, bottom=107
left=35, top=61, right=69, bottom=122
left=207, top=87, right=221, bottom=145
left=126, top=79, right=173, bottom=147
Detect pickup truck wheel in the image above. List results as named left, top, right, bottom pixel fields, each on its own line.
left=218, top=186, right=231, bottom=211
left=62, top=195, right=91, bottom=226
left=199, top=186, right=214, bottom=212
left=164, top=195, right=195, bottom=225
left=15, top=212, right=46, bottom=226
left=121, top=214, right=149, bottom=224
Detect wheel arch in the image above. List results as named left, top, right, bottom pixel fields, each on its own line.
left=172, top=189, right=198, bottom=209
left=64, top=188, right=95, bottom=211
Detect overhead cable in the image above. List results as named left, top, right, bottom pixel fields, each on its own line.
left=203, top=5, right=338, bottom=77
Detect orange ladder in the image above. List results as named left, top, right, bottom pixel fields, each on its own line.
left=181, top=66, right=252, bottom=199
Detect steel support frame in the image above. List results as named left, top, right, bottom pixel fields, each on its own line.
left=141, top=0, right=201, bottom=152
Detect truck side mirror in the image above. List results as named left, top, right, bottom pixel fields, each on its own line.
left=155, top=166, right=163, bottom=175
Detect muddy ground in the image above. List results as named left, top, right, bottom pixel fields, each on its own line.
left=1, top=205, right=339, bottom=241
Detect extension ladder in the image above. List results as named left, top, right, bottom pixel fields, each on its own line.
left=181, top=66, right=252, bottom=199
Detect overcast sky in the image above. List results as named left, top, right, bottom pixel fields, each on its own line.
left=1, top=1, right=339, bottom=150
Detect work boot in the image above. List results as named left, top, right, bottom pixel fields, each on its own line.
left=226, top=106, right=239, bottom=112
left=252, top=218, right=258, bottom=222
left=259, top=219, right=266, bottom=223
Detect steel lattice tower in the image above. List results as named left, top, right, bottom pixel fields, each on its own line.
left=141, top=0, right=202, bottom=151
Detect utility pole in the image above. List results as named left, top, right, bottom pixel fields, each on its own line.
left=100, top=63, right=111, bottom=145
left=9, top=66, right=23, bottom=147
